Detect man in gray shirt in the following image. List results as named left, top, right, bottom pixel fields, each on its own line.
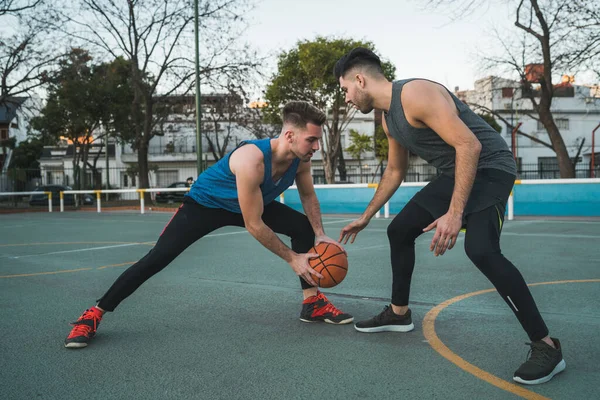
left=334, top=47, right=565, bottom=385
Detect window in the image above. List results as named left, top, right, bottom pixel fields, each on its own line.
left=556, top=118, right=569, bottom=130
left=537, top=118, right=569, bottom=131
left=0, top=129, right=8, bottom=140
left=502, top=88, right=514, bottom=98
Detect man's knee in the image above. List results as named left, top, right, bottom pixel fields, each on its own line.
left=291, top=215, right=315, bottom=244
left=464, top=240, right=502, bottom=268
left=387, top=220, right=415, bottom=244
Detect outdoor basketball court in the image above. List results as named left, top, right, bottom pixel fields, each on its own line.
left=1, top=211, right=598, bottom=399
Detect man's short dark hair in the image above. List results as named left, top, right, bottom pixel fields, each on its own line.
left=282, top=101, right=326, bottom=128
left=334, top=47, right=384, bottom=80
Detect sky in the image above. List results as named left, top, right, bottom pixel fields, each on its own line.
left=241, top=0, right=595, bottom=94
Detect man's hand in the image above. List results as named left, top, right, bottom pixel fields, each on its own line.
left=289, top=252, right=323, bottom=287
left=423, top=212, right=463, bottom=256
left=315, top=234, right=346, bottom=252
left=339, top=217, right=370, bottom=244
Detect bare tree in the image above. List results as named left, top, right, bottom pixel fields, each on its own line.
left=201, top=89, right=244, bottom=161
left=58, top=0, right=261, bottom=192
left=0, top=0, right=42, bottom=16
left=429, top=0, right=600, bottom=178
left=0, top=1, right=63, bottom=105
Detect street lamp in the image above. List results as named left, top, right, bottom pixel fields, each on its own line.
left=194, top=0, right=203, bottom=176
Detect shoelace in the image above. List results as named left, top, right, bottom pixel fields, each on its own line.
left=523, top=342, right=554, bottom=368
left=316, top=293, right=342, bottom=316
left=373, top=305, right=391, bottom=323
left=69, top=311, right=101, bottom=337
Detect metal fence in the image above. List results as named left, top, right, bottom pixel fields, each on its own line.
left=1, top=161, right=597, bottom=194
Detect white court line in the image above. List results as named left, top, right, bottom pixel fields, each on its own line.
left=323, top=218, right=356, bottom=225
left=1, top=220, right=358, bottom=258
left=203, top=219, right=356, bottom=238
left=2, top=243, right=142, bottom=259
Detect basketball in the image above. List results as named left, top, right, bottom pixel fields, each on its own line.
left=308, top=242, right=348, bottom=288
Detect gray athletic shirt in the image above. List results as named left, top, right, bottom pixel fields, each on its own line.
left=384, top=79, right=517, bottom=176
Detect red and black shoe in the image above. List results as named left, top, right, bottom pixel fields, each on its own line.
left=64, top=307, right=103, bottom=348
left=300, top=291, right=353, bottom=325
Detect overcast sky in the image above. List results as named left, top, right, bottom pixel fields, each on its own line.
left=242, top=0, right=596, bottom=94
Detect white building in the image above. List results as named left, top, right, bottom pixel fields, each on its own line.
left=456, top=75, right=600, bottom=178
left=33, top=94, right=381, bottom=190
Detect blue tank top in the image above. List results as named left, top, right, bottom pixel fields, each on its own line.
left=185, top=138, right=301, bottom=213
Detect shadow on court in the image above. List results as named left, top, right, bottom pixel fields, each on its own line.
left=1, top=211, right=598, bottom=400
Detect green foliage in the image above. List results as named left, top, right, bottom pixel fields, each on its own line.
left=0, top=137, right=17, bottom=150
left=8, top=137, right=45, bottom=171
left=345, top=129, right=373, bottom=160
left=374, top=124, right=388, bottom=161
left=30, top=49, right=136, bottom=145
left=263, top=36, right=395, bottom=124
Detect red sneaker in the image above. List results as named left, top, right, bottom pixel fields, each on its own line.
left=64, top=307, right=103, bottom=348
left=300, top=291, right=353, bottom=324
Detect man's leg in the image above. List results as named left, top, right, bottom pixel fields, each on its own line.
left=355, top=200, right=434, bottom=333
left=65, top=201, right=235, bottom=348
left=463, top=205, right=565, bottom=384
left=261, top=201, right=353, bottom=324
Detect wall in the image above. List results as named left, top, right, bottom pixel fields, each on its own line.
left=281, top=181, right=600, bottom=217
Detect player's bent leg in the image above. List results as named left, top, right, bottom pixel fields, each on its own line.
left=464, top=205, right=564, bottom=384
left=261, top=201, right=354, bottom=324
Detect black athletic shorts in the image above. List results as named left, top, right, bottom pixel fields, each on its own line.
left=411, top=168, right=516, bottom=221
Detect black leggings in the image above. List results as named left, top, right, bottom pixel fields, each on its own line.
left=97, top=199, right=315, bottom=311
left=387, top=200, right=549, bottom=341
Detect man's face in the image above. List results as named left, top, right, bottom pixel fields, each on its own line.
left=290, top=123, right=322, bottom=162
left=339, top=74, right=374, bottom=114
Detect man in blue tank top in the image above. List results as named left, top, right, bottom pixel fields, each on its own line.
left=333, top=48, right=564, bottom=385
left=64, top=101, right=353, bottom=349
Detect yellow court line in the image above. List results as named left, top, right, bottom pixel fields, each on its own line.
left=423, top=279, right=600, bottom=400
left=0, top=268, right=93, bottom=278
left=97, top=262, right=136, bottom=270
left=0, top=262, right=137, bottom=278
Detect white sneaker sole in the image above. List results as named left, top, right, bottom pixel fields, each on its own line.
left=64, top=342, right=88, bottom=349
left=513, top=359, right=566, bottom=385
left=300, top=317, right=354, bottom=325
left=354, top=323, right=415, bottom=333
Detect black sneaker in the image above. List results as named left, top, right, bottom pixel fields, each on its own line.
left=299, top=291, right=354, bottom=325
left=64, top=307, right=103, bottom=348
left=513, top=338, right=566, bottom=385
left=354, top=305, right=414, bottom=333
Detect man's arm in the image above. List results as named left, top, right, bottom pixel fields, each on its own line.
left=339, top=118, right=408, bottom=244
left=361, top=117, right=408, bottom=220
left=403, top=80, right=482, bottom=216
left=231, top=145, right=295, bottom=263
left=230, top=145, right=321, bottom=284
left=295, top=161, right=325, bottom=237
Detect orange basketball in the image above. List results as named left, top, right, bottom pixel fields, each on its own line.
left=308, top=242, right=348, bottom=288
